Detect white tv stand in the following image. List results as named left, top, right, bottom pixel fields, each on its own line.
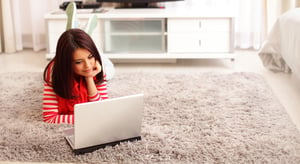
left=44, top=8, right=235, bottom=62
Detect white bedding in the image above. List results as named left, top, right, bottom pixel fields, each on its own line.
left=259, top=8, right=300, bottom=77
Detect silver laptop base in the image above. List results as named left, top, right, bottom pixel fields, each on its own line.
left=65, top=136, right=142, bottom=155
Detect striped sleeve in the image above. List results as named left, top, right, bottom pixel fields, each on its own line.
left=88, top=75, right=109, bottom=102
left=42, top=83, right=74, bottom=124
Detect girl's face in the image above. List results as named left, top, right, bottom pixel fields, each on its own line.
left=72, top=48, right=97, bottom=77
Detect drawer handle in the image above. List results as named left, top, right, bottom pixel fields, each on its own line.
left=199, top=21, right=202, bottom=29
left=199, top=40, right=201, bottom=46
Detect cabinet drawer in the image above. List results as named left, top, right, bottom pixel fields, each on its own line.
left=168, top=32, right=230, bottom=53
left=168, top=18, right=231, bottom=33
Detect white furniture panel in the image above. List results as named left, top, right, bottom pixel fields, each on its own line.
left=45, top=15, right=102, bottom=58
left=167, top=18, right=232, bottom=53
left=168, top=18, right=230, bottom=32
left=168, top=32, right=230, bottom=53
left=44, top=8, right=235, bottom=61
left=47, top=20, right=66, bottom=53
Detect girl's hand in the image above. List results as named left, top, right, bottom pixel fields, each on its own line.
left=85, top=60, right=102, bottom=97
left=86, top=60, right=102, bottom=78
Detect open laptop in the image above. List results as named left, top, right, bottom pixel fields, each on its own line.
left=64, top=93, right=144, bottom=155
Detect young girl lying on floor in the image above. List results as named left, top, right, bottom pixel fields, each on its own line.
left=42, top=28, right=108, bottom=124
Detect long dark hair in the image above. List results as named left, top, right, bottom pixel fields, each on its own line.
left=43, top=28, right=104, bottom=99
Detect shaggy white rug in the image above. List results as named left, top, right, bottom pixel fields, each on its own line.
left=0, top=72, right=300, bottom=163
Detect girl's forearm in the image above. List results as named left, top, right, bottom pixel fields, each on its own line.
left=85, top=77, right=98, bottom=97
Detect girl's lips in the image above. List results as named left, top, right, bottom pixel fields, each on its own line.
left=83, top=69, right=92, bottom=73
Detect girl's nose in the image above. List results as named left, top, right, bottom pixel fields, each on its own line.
left=84, top=60, right=91, bottom=68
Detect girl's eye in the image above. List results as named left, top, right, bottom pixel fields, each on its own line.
left=88, top=54, right=95, bottom=59
left=75, top=61, right=81, bottom=64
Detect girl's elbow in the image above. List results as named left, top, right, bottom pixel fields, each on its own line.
left=43, top=116, right=54, bottom=123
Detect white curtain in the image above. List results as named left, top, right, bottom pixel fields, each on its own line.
left=233, top=0, right=265, bottom=49
left=0, top=0, right=17, bottom=53
left=0, top=0, right=64, bottom=53
left=1, top=0, right=300, bottom=53
left=17, top=0, right=65, bottom=51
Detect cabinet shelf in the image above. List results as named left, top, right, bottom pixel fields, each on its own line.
left=44, top=8, right=235, bottom=62
left=104, top=18, right=166, bottom=53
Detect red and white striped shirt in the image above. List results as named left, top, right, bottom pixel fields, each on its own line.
left=42, top=80, right=108, bottom=124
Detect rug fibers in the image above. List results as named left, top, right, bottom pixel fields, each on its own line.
left=0, top=72, right=300, bottom=163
